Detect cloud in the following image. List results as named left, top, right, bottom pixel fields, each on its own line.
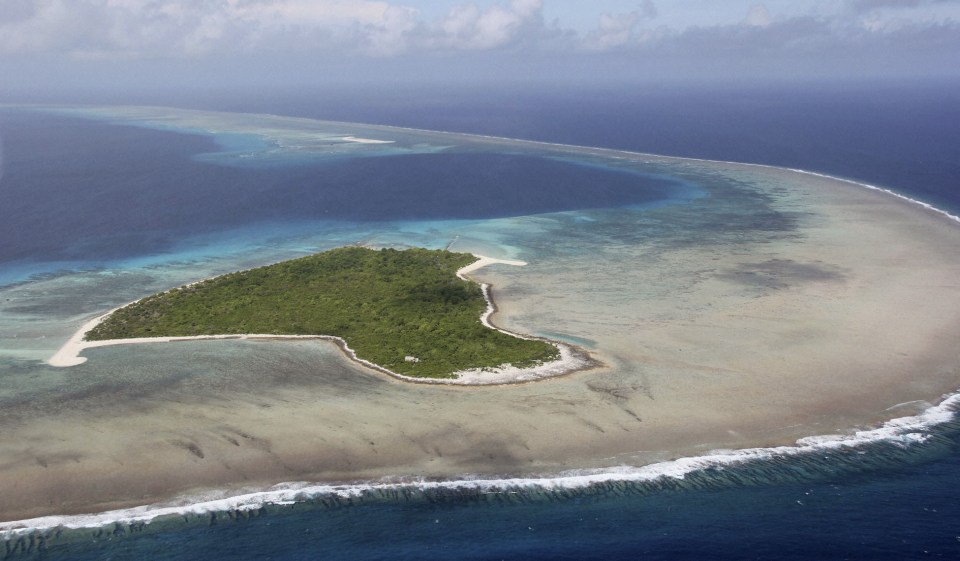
left=0, top=1, right=389, bottom=57
left=583, top=12, right=641, bottom=51
left=454, top=0, right=541, bottom=49
left=846, top=0, right=960, bottom=13
left=0, top=0, right=957, bottom=83
left=639, top=0, right=658, bottom=20
left=0, top=0, right=38, bottom=24
left=841, top=0, right=960, bottom=34
left=412, top=0, right=545, bottom=52
left=743, top=4, right=772, bottom=27
left=623, top=13, right=960, bottom=81
left=0, top=0, right=553, bottom=58
left=581, top=0, right=658, bottom=51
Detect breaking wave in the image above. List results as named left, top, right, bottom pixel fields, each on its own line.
left=4, top=392, right=959, bottom=550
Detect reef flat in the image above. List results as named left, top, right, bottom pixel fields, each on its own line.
left=0, top=106, right=959, bottom=525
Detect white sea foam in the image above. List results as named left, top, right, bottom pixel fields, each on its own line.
left=3, top=392, right=957, bottom=537
left=782, top=168, right=960, bottom=225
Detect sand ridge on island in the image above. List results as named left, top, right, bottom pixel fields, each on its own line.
left=46, top=254, right=594, bottom=385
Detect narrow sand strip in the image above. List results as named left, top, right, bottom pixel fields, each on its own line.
left=456, top=256, right=528, bottom=333
left=47, top=313, right=112, bottom=367
left=341, top=136, right=394, bottom=144
left=455, top=255, right=528, bottom=278
left=454, top=256, right=596, bottom=383
left=47, top=255, right=593, bottom=384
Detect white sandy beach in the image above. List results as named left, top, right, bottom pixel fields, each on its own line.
left=341, top=136, right=395, bottom=144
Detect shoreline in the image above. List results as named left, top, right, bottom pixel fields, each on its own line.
left=3, top=390, right=957, bottom=535
left=47, top=255, right=596, bottom=385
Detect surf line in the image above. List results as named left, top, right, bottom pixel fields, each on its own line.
left=3, top=391, right=958, bottom=537
left=47, top=255, right=596, bottom=386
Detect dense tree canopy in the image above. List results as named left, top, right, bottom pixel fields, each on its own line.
left=86, top=247, right=558, bottom=378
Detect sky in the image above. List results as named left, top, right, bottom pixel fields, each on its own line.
left=1, top=0, right=959, bottom=98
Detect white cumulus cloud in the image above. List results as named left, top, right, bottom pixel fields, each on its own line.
left=743, top=4, right=772, bottom=27
left=581, top=0, right=658, bottom=51
left=0, top=0, right=957, bottom=82
left=0, top=0, right=551, bottom=58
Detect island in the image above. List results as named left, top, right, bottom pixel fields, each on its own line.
left=59, top=247, right=581, bottom=380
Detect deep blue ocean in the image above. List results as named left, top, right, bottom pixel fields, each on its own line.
left=3, top=79, right=960, bottom=559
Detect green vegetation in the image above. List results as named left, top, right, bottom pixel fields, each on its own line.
left=86, top=247, right=559, bottom=378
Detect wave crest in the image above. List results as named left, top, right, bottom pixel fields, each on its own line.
left=4, top=393, right=959, bottom=541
